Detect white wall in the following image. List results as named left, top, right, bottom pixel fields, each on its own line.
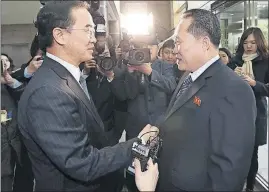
left=1, top=1, right=41, bottom=25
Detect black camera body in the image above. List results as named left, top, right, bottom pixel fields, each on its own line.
left=127, top=136, right=162, bottom=174
left=95, top=56, right=116, bottom=71
left=128, top=48, right=151, bottom=66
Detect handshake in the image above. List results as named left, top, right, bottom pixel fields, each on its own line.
left=134, top=124, right=160, bottom=192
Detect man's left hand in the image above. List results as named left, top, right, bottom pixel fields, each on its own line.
left=243, top=75, right=256, bottom=87
left=127, top=63, right=152, bottom=76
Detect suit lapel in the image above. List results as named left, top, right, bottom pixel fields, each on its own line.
left=66, top=76, right=104, bottom=129
left=45, top=57, right=104, bottom=129
left=165, top=77, right=205, bottom=120
left=166, top=72, right=190, bottom=113
left=165, top=59, right=223, bottom=121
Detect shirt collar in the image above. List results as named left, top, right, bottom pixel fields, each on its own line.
left=190, top=55, right=220, bottom=82
left=46, top=52, right=81, bottom=83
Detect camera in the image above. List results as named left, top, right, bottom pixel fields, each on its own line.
left=118, top=34, right=151, bottom=65
left=127, top=135, right=162, bottom=175
left=128, top=48, right=151, bottom=65
left=95, top=56, right=116, bottom=71
left=37, top=55, right=44, bottom=61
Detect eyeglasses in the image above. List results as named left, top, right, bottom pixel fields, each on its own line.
left=66, top=26, right=95, bottom=38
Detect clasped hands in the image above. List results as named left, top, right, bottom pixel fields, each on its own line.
left=134, top=124, right=159, bottom=192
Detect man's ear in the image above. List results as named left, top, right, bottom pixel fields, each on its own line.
left=202, top=36, right=211, bottom=51
left=52, top=27, right=67, bottom=45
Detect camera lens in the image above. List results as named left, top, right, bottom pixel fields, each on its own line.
left=100, top=57, right=115, bottom=71
left=134, top=51, right=144, bottom=62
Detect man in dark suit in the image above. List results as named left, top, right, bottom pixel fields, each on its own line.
left=157, top=9, right=257, bottom=191
left=17, top=2, right=157, bottom=191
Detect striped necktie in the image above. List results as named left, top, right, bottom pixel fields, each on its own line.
left=176, top=75, right=193, bottom=98
left=79, top=75, right=91, bottom=100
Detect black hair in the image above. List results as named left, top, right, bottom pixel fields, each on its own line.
left=162, top=39, right=175, bottom=50
left=35, top=1, right=89, bottom=52
left=219, top=48, right=232, bottom=61
left=236, top=27, right=269, bottom=59
left=30, top=35, right=40, bottom=58
left=1, top=53, right=15, bottom=71
left=183, top=9, right=221, bottom=48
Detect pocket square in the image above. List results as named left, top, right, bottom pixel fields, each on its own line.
left=193, top=96, right=201, bottom=107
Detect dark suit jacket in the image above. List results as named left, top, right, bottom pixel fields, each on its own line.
left=17, top=56, right=137, bottom=192
left=1, top=84, right=22, bottom=177
left=228, top=55, right=269, bottom=146
left=157, top=59, right=257, bottom=191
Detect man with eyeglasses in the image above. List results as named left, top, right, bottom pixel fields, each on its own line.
left=17, top=1, right=158, bottom=192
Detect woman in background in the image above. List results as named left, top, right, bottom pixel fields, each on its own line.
left=227, top=27, right=269, bottom=192
left=1, top=54, right=23, bottom=192
left=219, top=47, right=232, bottom=65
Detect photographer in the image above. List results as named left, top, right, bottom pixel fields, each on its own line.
left=5, top=35, right=39, bottom=192
left=105, top=40, right=177, bottom=191
left=1, top=54, right=24, bottom=192
left=11, top=35, right=43, bottom=86
left=80, top=13, right=127, bottom=192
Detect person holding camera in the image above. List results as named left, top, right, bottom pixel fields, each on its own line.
left=11, top=35, right=43, bottom=86
left=1, top=54, right=24, bottom=192
left=104, top=42, right=177, bottom=191
left=80, top=13, right=128, bottom=192
left=1, top=53, right=35, bottom=192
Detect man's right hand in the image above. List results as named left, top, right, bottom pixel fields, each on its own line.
left=134, top=158, right=159, bottom=192
left=27, top=55, right=43, bottom=75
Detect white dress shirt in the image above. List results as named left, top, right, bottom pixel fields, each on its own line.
left=190, top=55, right=220, bottom=82
left=46, top=52, right=81, bottom=83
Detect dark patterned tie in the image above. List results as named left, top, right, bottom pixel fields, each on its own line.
left=176, top=75, right=193, bottom=98
left=79, top=75, right=91, bottom=100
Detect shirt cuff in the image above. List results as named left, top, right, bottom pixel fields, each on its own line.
left=24, top=67, right=33, bottom=78
left=7, top=79, right=23, bottom=89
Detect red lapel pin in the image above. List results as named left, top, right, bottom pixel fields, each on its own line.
left=193, top=96, right=201, bottom=107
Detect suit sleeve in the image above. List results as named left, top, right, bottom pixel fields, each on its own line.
left=7, top=83, right=26, bottom=103
left=26, top=85, right=138, bottom=182
left=208, top=84, right=256, bottom=191
left=11, top=63, right=29, bottom=82
left=150, top=65, right=177, bottom=94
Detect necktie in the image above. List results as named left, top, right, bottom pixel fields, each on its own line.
left=79, top=75, right=91, bottom=100
left=176, top=75, right=193, bottom=98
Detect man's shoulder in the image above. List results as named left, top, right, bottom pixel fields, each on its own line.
left=213, top=64, right=254, bottom=100
left=20, top=66, right=63, bottom=102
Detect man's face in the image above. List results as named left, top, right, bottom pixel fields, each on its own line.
left=174, top=18, right=204, bottom=71
left=161, top=47, right=176, bottom=64
left=64, top=8, right=96, bottom=64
